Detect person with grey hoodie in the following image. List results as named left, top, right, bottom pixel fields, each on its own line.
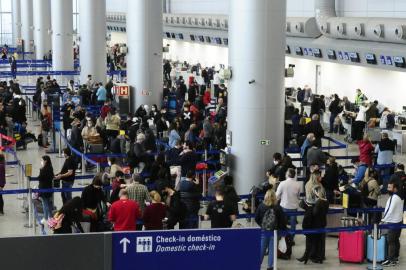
left=203, top=116, right=213, bottom=149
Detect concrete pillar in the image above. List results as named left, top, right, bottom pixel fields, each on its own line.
left=33, top=0, right=51, bottom=60
left=12, top=0, right=22, bottom=46
left=51, top=0, right=73, bottom=71
left=21, top=0, right=33, bottom=52
left=127, top=0, right=163, bottom=110
left=79, top=0, right=107, bottom=84
left=228, top=0, right=286, bottom=194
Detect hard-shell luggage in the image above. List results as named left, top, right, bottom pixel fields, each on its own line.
left=367, top=234, right=386, bottom=262
left=338, top=231, right=365, bottom=263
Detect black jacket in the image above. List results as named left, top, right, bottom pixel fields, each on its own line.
left=38, top=165, right=54, bottom=198
left=312, top=199, right=329, bottom=228
left=81, top=185, right=106, bottom=210
left=329, top=99, right=342, bottom=115
left=255, top=204, right=287, bottom=230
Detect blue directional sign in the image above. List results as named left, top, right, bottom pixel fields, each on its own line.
left=112, top=228, right=262, bottom=270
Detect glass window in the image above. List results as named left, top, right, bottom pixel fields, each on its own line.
left=1, top=0, right=11, bottom=13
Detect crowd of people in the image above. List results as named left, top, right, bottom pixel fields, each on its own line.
left=1, top=59, right=406, bottom=270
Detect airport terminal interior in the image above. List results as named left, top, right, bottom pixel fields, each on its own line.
left=2, top=0, right=406, bottom=269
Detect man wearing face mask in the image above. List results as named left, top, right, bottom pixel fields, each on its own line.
left=381, top=180, right=404, bottom=267
left=269, top=153, right=283, bottom=178
left=54, top=148, right=77, bottom=204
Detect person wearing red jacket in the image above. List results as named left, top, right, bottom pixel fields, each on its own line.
left=357, top=134, right=374, bottom=167
left=109, top=189, right=141, bottom=231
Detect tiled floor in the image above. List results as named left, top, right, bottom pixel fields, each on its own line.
left=0, top=114, right=405, bottom=270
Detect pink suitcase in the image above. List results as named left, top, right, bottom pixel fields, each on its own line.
left=338, top=231, right=365, bottom=263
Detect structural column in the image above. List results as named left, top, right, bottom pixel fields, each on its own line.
left=79, top=0, right=106, bottom=84
left=20, top=0, right=33, bottom=52
left=33, top=0, right=51, bottom=60
left=51, top=0, right=73, bottom=71
left=228, top=0, right=286, bottom=194
left=127, top=0, right=163, bottom=109
left=12, top=0, right=22, bottom=46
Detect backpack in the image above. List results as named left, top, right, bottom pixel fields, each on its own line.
left=387, top=114, right=395, bottom=129
left=261, top=207, right=277, bottom=231
left=41, top=118, right=50, bottom=132
left=297, top=89, right=305, bottom=103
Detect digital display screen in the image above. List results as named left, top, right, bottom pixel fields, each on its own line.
left=394, top=56, right=405, bottom=64
left=327, top=49, right=336, bottom=60
left=380, top=55, right=386, bottom=64
left=365, top=53, right=377, bottom=64
left=295, top=47, right=303, bottom=56
left=349, top=52, right=360, bottom=63
left=386, top=56, right=393, bottom=65
left=313, top=48, right=322, bottom=58
left=394, top=56, right=406, bottom=68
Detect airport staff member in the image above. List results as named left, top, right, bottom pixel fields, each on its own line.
left=381, top=180, right=404, bottom=267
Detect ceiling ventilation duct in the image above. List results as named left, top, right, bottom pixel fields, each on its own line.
left=315, top=0, right=406, bottom=44
left=287, top=17, right=321, bottom=38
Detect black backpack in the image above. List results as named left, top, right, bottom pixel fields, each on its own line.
left=41, top=118, right=50, bottom=132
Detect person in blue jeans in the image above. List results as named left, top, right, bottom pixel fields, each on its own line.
left=255, top=190, right=288, bottom=270
left=38, top=155, right=54, bottom=223
left=54, top=148, right=76, bottom=204
left=276, top=168, right=302, bottom=242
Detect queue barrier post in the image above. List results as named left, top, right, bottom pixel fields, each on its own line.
left=57, top=130, right=63, bottom=158
left=367, top=223, right=383, bottom=270
left=27, top=177, right=33, bottom=228
left=273, top=230, right=278, bottom=270
left=250, top=187, right=256, bottom=227
left=81, top=153, right=86, bottom=176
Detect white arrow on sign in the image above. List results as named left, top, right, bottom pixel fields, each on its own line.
left=120, top=238, right=131, bottom=254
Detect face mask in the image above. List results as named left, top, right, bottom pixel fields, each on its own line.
left=273, top=160, right=278, bottom=165
left=152, top=107, right=156, bottom=112
left=108, top=161, right=112, bottom=166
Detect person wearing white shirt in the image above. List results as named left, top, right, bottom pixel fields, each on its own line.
left=276, top=168, right=303, bottom=240
left=381, top=181, right=404, bottom=267
left=353, top=102, right=370, bottom=141
left=213, top=71, right=221, bottom=98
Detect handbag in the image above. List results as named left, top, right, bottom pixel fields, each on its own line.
left=48, top=213, right=65, bottom=231
left=278, top=237, right=287, bottom=253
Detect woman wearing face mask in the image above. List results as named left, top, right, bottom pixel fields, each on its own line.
left=81, top=118, right=98, bottom=140
left=38, top=155, right=55, bottom=224
left=81, top=174, right=110, bottom=232
left=149, top=104, right=160, bottom=120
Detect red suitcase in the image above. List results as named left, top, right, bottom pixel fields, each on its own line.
left=338, top=231, right=365, bottom=263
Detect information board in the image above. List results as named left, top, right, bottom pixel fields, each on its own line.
left=112, top=228, right=261, bottom=270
